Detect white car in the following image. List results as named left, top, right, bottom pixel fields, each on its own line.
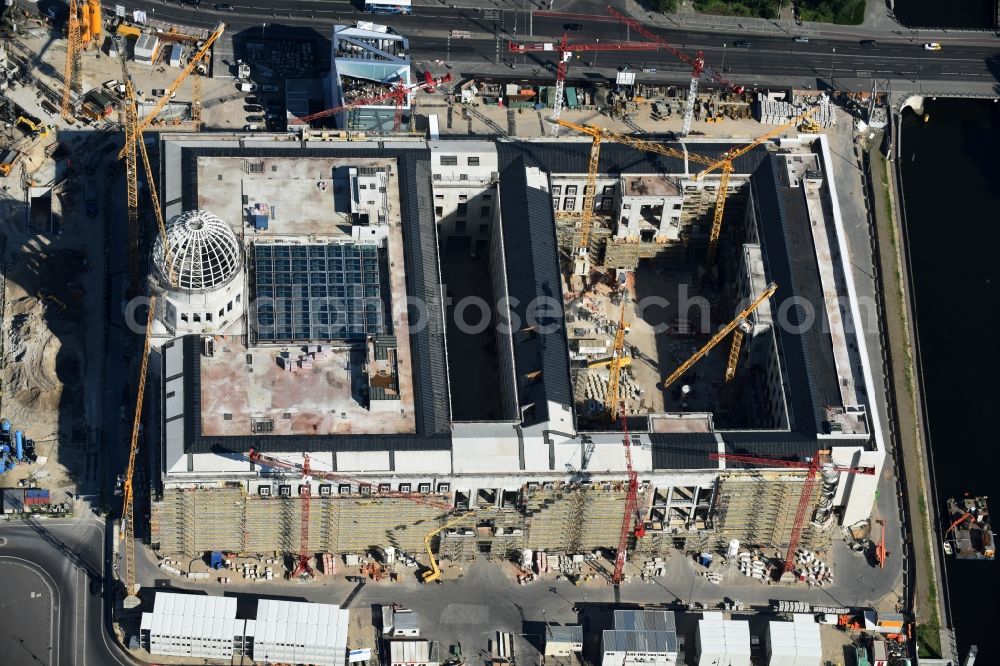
left=924, top=42, right=942, bottom=51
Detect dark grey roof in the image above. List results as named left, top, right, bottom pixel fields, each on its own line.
left=175, top=144, right=450, bottom=454
left=497, top=141, right=768, bottom=178
left=649, top=433, right=720, bottom=470
left=498, top=158, right=574, bottom=426
left=750, top=154, right=840, bottom=435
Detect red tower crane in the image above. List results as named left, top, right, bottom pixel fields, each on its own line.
left=298, top=73, right=453, bottom=129
left=247, top=448, right=453, bottom=578
left=508, top=36, right=660, bottom=136
left=709, top=451, right=875, bottom=575
left=607, top=6, right=745, bottom=136
left=612, top=402, right=645, bottom=584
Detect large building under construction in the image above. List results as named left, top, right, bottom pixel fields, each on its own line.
left=147, top=131, right=885, bottom=567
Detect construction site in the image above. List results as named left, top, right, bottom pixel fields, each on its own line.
left=0, top=0, right=897, bottom=618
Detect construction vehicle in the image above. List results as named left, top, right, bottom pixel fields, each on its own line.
left=507, top=36, right=658, bottom=137
left=0, top=149, right=17, bottom=177
left=16, top=115, right=49, bottom=138
left=299, top=72, right=453, bottom=130
left=118, top=22, right=226, bottom=159
left=874, top=519, right=888, bottom=568
left=247, top=448, right=453, bottom=580
left=422, top=511, right=475, bottom=583
left=661, top=282, right=778, bottom=391
left=36, top=288, right=67, bottom=313
left=120, top=296, right=156, bottom=608
left=608, top=6, right=745, bottom=137
left=612, top=401, right=644, bottom=584
left=709, top=450, right=875, bottom=576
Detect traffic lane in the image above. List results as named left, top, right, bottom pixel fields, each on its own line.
left=0, top=559, right=57, bottom=666
left=460, top=36, right=998, bottom=81
left=0, top=520, right=136, bottom=666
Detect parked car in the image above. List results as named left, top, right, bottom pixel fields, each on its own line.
left=245, top=96, right=260, bottom=105
left=733, top=40, right=751, bottom=48
left=244, top=104, right=264, bottom=112
left=923, top=42, right=942, bottom=51
left=246, top=114, right=264, bottom=122
left=261, top=84, right=279, bottom=93
left=215, top=3, right=234, bottom=10
left=244, top=124, right=260, bottom=131
left=563, top=23, right=583, bottom=31
left=793, top=36, right=810, bottom=44
left=859, top=39, right=879, bottom=48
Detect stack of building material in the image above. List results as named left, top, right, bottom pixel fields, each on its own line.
left=766, top=615, right=822, bottom=666
left=696, top=612, right=751, bottom=666
left=794, top=549, right=833, bottom=586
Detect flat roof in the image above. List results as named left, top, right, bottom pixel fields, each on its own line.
left=200, top=339, right=416, bottom=436
left=165, top=143, right=451, bottom=454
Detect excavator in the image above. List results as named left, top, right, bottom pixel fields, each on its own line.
left=874, top=519, right=888, bottom=568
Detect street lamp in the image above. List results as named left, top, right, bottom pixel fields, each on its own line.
left=721, top=43, right=727, bottom=74
left=830, top=47, right=837, bottom=89
left=594, top=38, right=599, bottom=68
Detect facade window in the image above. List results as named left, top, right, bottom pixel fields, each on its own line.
left=181, top=313, right=189, bottom=322
left=623, top=203, right=631, bottom=210
left=435, top=206, right=443, bottom=217
left=459, top=194, right=468, bottom=201
left=206, top=312, right=213, bottom=322
left=673, top=202, right=682, bottom=210
left=563, top=197, right=576, bottom=210
left=227, top=300, right=233, bottom=312
left=236, top=294, right=241, bottom=303
left=600, top=197, right=613, bottom=211
left=565, top=185, right=578, bottom=196
left=457, top=202, right=468, bottom=217
left=481, top=206, right=490, bottom=217
left=441, top=155, right=458, bottom=166
left=193, top=313, right=201, bottom=322
left=219, top=308, right=225, bottom=317
left=399, top=483, right=412, bottom=492
left=456, top=220, right=466, bottom=233
left=433, top=174, right=442, bottom=181
left=435, top=194, right=444, bottom=199
left=467, top=156, right=480, bottom=166
left=603, top=185, right=615, bottom=195
left=552, top=185, right=562, bottom=196
left=459, top=173, right=468, bottom=181
left=479, top=224, right=489, bottom=234
left=553, top=197, right=560, bottom=210
left=483, top=193, right=492, bottom=200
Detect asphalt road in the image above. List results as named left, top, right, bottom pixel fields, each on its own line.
left=0, top=518, right=138, bottom=666
left=63, top=0, right=1000, bottom=90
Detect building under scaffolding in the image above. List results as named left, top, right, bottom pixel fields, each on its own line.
left=146, top=132, right=886, bottom=568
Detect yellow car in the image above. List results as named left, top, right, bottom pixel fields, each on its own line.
left=924, top=42, right=942, bottom=51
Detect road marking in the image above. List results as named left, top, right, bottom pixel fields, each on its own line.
left=0, top=556, right=58, bottom=666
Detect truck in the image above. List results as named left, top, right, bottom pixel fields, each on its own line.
left=0, top=149, right=18, bottom=177
left=85, top=179, right=98, bottom=217
left=237, top=82, right=257, bottom=92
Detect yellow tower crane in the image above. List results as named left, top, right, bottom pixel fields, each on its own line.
left=696, top=108, right=819, bottom=266
left=121, top=295, right=155, bottom=608
left=119, top=48, right=175, bottom=286
left=661, top=282, right=777, bottom=390
left=553, top=119, right=722, bottom=264
left=605, top=301, right=628, bottom=420
left=61, top=0, right=83, bottom=119
left=118, top=22, right=226, bottom=159
left=422, top=511, right=476, bottom=583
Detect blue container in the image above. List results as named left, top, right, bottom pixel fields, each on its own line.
left=14, top=431, right=23, bottom=462
left=210, top=551, right=223, bottom=569
left=1, top=419, right=10, bottom=434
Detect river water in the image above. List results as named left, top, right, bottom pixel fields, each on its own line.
left=894, top=0, right=994, bottom=28
left=898, top=98, right=1000, bottom=659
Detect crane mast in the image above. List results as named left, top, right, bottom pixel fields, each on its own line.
left=710, top=451, right=875, bottom=574
left=605, top=302, right=628, bottom=419
left=510, top=36, right=659, bottom=137
left=612, top=402, right=643, bottom=584
left=61, top=0, right=82, bottom=119
left=661, top=282, right=777, bottom=390
left=120, top=296, right=156, bottom=607
left=607, top=6, right=745, bottom=137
